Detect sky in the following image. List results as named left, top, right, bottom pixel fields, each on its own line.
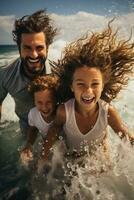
left=0, top=0, right=134, bottom=44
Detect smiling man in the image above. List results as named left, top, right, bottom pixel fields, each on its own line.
left=0, top=10, right=57, bottom=135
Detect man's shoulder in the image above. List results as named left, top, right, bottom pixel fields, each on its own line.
left=0, top=58, right=21, bottom=81
left=0, top=58, right=21, bottom=73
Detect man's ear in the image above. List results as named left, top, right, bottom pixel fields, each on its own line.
left=70, top=85, right=74, bottom=92
left=46, top=47, right=49, bottom=56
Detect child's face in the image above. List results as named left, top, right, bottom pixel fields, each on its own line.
left=71, top=66, right=103, bottom=112
left=34, top=89, right=56, bottom=120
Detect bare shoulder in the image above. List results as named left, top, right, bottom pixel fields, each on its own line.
left=108, top=104, right=119, bottom=117
left=108, top=104, right=124, bottom=133
left=55, top=103, right=66, bottom=125
left=57, top=104, right=66, bottom=117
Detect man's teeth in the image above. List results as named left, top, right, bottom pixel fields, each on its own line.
left=28, top=58, right=40, bottom=63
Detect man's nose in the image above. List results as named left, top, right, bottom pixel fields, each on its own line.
left=30, top=49, right=38, bottom=58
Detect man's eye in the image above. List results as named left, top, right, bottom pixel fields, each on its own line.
left=37, top=46, right=44, bottom=51
left=22, top=45, right=30, bottom=49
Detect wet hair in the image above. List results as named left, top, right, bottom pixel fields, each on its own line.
left=12, top=9, right=57, bottom=48
left=28, top=74, right=58, bottom=101
left=51, top=23, right=134, bottom=103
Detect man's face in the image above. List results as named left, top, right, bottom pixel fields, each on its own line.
left=20, top=32, right=48, bottom=77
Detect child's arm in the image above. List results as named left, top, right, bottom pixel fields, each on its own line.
left=41, top=104, right=66, bottom=162
left=20, top=126, right=38, bottom=164
left=108, top=105, right=134, bottom=144
left=25, top=126, right=38, bottom=148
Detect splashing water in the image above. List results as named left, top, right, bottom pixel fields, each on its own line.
left=25, top=136, right=134, bottom=200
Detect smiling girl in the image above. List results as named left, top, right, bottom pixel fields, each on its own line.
left=43, top=24, right=134, bottom=161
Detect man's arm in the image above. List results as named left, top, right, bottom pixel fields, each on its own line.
left=0, top=102, right=3, bottom=125
left=0, top=103, right=2, bottom=120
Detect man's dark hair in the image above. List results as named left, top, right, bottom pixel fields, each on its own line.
left=12, top=9, right=57, bottom=48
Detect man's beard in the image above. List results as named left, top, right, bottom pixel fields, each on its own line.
left=21, top=56, right=46, bottom=77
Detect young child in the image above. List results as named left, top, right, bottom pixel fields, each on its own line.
left=20, top=74, right=58, bottom=166
left=42, top=24, right=134, bottom=162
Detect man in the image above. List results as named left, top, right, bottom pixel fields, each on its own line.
left=0, top=9, right=57, bottom=135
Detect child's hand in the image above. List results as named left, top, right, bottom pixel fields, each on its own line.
left=20, top=148, right=33, bottom=167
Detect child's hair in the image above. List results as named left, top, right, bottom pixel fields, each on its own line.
left=28, top=74, right=58, bottom=100
left=51, top=23, right=134, bottom=103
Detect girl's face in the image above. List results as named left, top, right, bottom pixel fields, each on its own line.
left=34, top=89, right=56, bottom=120
left=71, top=66, right=103, bottom=112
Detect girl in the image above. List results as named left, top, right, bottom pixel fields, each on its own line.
left=20, top=74, right=58, bottom=166
left=42, top=24, right=134, bottom=161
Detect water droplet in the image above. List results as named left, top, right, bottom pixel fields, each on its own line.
left=59, top=136, right=63, bottom=140
left=67, top=162, right=72, bottom=168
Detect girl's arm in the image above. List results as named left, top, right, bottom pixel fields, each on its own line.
left=41, top=104, right=66, bottom=161
left=108, top=105, right=134, bottom=144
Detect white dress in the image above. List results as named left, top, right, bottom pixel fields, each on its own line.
left=63, top=98, right=109, bottom=154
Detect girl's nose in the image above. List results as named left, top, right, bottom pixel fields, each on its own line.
left=86, top=86, right=92, bottom=93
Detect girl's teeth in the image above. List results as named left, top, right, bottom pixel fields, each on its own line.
left=83, top=97, right=93, bottom=100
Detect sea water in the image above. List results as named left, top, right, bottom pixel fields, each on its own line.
left=0, top=42, right=134, bottom=200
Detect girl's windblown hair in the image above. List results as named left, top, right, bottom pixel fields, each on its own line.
left=51, top=22, right=134, bottom=103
